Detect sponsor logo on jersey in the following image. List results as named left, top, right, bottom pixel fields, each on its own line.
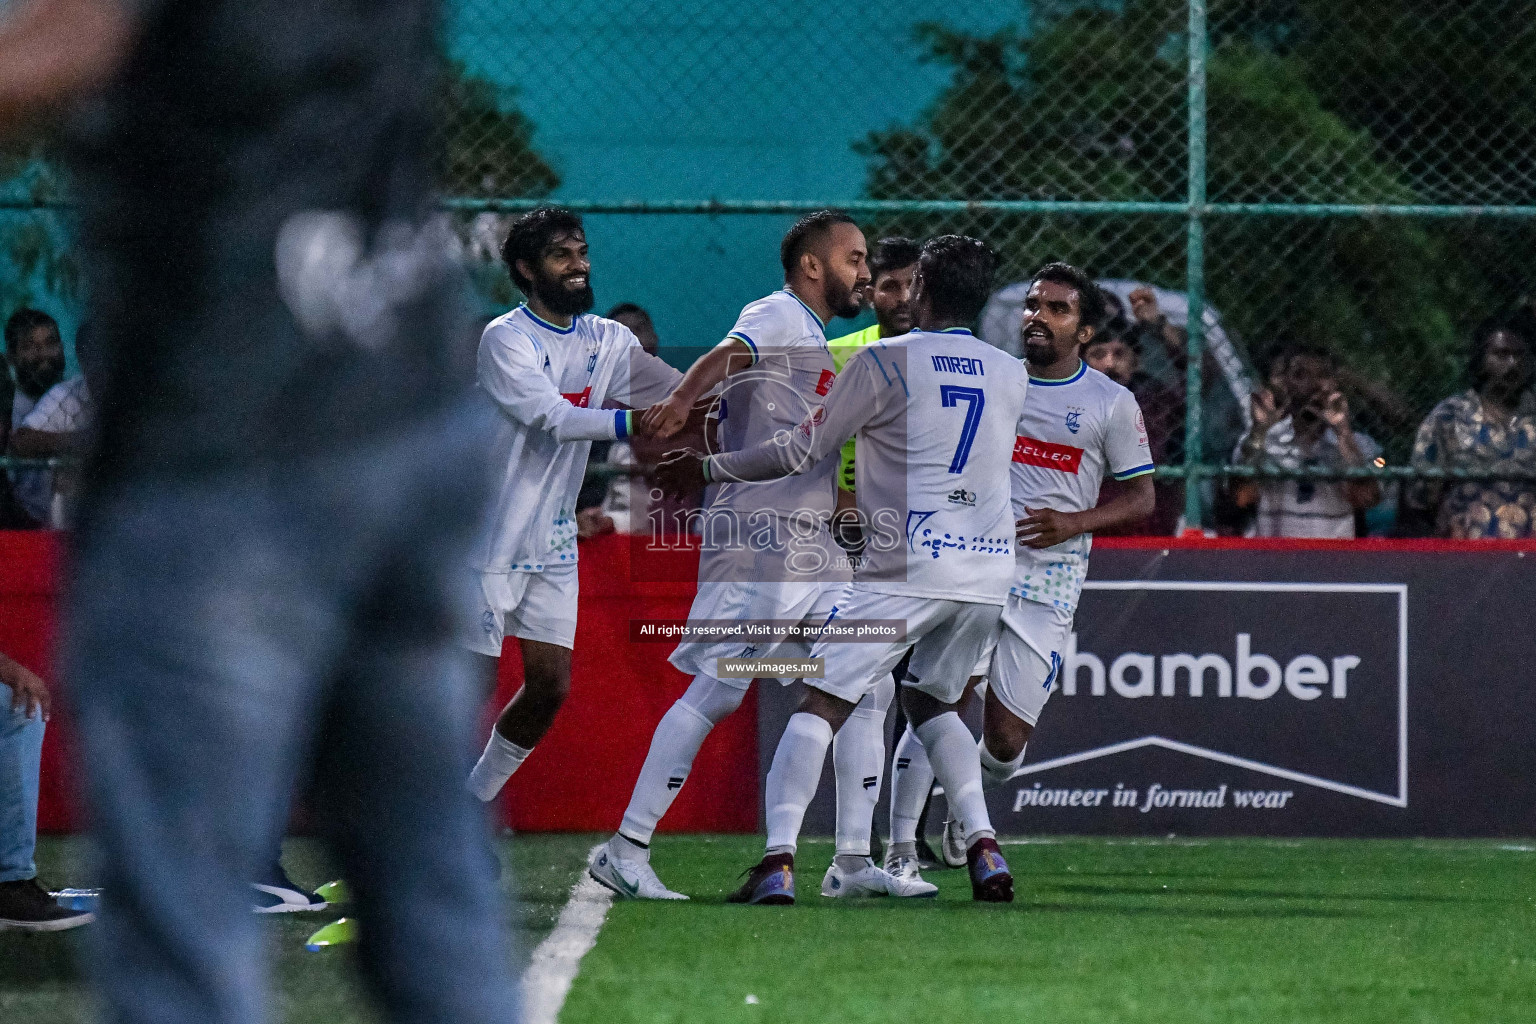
left=815, top=368, right=836, bottom=395
left=1065, top=408, right=1083, bottom=434
left=947, top=487, right=977, bottom=507
left=561, top=387, right=593, bottom=408
left=1013, top=436, right=1084, bottom=473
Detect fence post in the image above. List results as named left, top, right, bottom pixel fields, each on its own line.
left=1183, top=0, right=1208, bottom=530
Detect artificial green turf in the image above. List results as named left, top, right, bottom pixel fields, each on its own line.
left=1, top=834, right=595, bottom=1024
left=562, top=835, right=1536, bottom=1024
left=7, top=835, right=1534, bottom=1023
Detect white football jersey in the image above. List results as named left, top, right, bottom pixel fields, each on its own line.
left=708, top=289, right=841, bottom=523
left=470, top=305, right=681, bottom=573
left=1009, top=361, right=1154, bottom=612
left=710, top=328, right=1029, bottom=604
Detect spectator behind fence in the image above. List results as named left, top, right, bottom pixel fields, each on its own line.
left=1403, top=315, right=1536, bottom=539
left=576, top=302, right=705, bottom=538
left=1083, top=326, right=1181, bottom=535
left=8, top=322, right=95, bottom=528
left=1122, top=285, right=1246, bottom=468
left=4, top=308, right=67, bottom=527
left=1232, top=345, right=1383, bottom=538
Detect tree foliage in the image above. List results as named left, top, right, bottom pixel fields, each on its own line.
left=857, top=0, right=1536, bottom=453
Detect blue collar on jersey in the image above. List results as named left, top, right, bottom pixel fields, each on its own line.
left=934, top=327, right=974, bottom=335
left=518, top=303, right=579, bottom=335
left=1028, top=359, right=1087, bottom=386
left=782, top=287, right=826, bottom=329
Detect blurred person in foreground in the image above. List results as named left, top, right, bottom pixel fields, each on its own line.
left=0, top=646, right=94, bottom=932
left=0, top=1, right=521, bottom=1023
left=1402, top=315, right=1536, bottom=539
left=1232, top=345, right=1383, bottom=538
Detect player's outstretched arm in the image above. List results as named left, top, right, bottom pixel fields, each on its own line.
left=1017, top=476, right=1156, bottom=548
left=478, top=326, right=631, bottom=443
left=641, top=337, right=753, bottom=440
left=704, top=352, right=880, bottom=485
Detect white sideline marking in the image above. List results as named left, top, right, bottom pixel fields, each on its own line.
left=521, top=856, right=615, bottom=1024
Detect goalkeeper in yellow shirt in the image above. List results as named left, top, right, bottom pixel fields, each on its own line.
left=827, top=236, right=921, bottom=520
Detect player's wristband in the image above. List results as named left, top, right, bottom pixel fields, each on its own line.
left=701, top=456, right=715, bottom=484
left=615, top=409, right=632, bottom=439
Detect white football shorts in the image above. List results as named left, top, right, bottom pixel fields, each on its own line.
left=970, top=594, right=1074, bottom=725
left=810, top=585, right=1003, bottom=707
left=466, top=564, right=580, bottom=656
left=669, top=578, right=846, bottom=686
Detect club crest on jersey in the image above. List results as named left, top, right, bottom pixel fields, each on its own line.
left=586, top=351, right=599, bottom=374
left=946, top=487, right=977, bottom=507
left=1065, top=407, right=1083, bottom=434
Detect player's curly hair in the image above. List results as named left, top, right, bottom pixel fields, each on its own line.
left=1029, top=262, right=1107, bottom=333
left=780, top=209, right=858, bottom=278
left=501, top=206, right=585, bottom=294
left=917, top=235, right=997, bottom=324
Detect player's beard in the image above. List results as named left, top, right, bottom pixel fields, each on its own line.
left=822, top=274, right=863, bottom=320
left=15, top=355, right=64, bottom=399
left=532, top=270, right=595, bottom=317
left=1022, top=329, right=1056, bottom=367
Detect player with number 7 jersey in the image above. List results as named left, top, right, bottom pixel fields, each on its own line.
left=680, top=236, right=1028, bottom=903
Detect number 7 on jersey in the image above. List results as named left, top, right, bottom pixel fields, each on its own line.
left=940, top=385, right=986, bottom=473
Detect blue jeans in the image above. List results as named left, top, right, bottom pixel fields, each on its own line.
left=0, top=689, right=45, bottom=882
left=66, top=404, right=519, bottom=1024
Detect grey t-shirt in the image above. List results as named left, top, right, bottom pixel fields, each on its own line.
left=67, top=0, right=472, bottom=489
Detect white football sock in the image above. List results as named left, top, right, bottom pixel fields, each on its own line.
left=467, top=730, right=532, bottom=802
left=831, top=679, right=892, bottom=856
left=764, top=713, right=834, bottom=855
left=888, top=725, right=934, bottom=845
left=915, top=712, right=993, bottom=846
left=617, top=674, right=744, bottom=846
left=609, top=833, right=650, bottom=863
left=979, top=738, right=1026, bottom=786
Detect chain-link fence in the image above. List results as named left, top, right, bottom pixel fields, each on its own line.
left=5, top=0, right=1536, bottom=535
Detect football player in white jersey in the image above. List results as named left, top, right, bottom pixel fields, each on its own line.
left=464, top=207, right=685, bottom=803
left=589, top=211, right=926, bottom=902
left=653, top=236, right=1028, bottom=904
left=885, top=262, right=1156, bottom=878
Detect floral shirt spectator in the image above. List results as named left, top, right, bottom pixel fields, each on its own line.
left=1408, top=388, right=1536, bottom=539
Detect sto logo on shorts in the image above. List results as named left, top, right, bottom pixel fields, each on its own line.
left=1014, top=436, right=1084, bottom=473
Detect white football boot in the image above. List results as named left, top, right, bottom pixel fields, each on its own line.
left=821, top=857, right=938, bottom=899
left=587, top=841, right=688, bottom=900
left=941, top=819, right=968, bottom=868
left=883, top=851, right=932, bottom=891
